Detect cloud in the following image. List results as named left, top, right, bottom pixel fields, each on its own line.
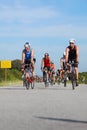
left=0, top=5, right=56, bottom=23
left=0, top=24, right=87, bottom=39
left=0, top=3, right=87, bottom=39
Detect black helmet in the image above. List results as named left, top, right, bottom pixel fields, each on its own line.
left=44, top=53, right=49, bottom=56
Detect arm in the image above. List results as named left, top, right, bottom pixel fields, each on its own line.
left=41, top=58, right=44, bottom=68
left=31, top=49, right=34, bottom=64
left=41, top=58, right=44, bottom=71
left=48, top=57, right=51, bottom=66
left=22, top=51, right=25, bottom=64
left=75, top=46, right=79, bottom=63
left=65, top=47, right=69, bottom=63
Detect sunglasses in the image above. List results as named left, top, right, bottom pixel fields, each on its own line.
left=70, top=42, right=74, bottom=44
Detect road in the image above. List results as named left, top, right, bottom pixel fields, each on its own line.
left=0, top=83, right=87, bottom=130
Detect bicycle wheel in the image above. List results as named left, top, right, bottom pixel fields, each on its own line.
left=71, top=73, right=76, bottom=90
left=25, top=80, right=30, bottom=89
left=63, top=70, right=68, bottom=87
left=72, top=80, right=76, bottom=90
left=43, top=71, right=49, bottom=87
left=57, top=77, right=61, bottom=85
left=31, top=81, right=35, bottom=89
left=23, top=75, right=26, bottom=87
left=49, top=77, right=53, bottom=86
left=45, top=81, right=49, bottom=87
left=64, top=79, right=67, bottom=87
left=23, top=80, right=25, bottom=87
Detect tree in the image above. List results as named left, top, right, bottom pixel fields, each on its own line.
left=12, top=59, right=21, bottom=70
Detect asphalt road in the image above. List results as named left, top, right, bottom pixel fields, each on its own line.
left=0, top=83, right=87, bottom=130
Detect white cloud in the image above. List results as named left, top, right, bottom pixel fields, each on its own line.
left=0, top=5, right=56, bottom=23
left=0, top=3, right=87, bottom=39
left=0, top=24, right=87, bottom=39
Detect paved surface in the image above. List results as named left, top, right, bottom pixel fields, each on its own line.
left=0, top=83, right=87, bottom=130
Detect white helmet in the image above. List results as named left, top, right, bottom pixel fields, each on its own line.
left=69, top=39, right=75, bottom=44
left=24, top=42, right=30, bottom=48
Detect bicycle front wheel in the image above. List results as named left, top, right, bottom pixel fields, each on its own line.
left=72, top=80, right=76, bottom=90
left=64, top=79, right=67, bottom=87
left=25, top=80, right=30, bottom=89
left=45, top=81, right=49, bottom=87
left=31, top=81, right=35, bottom=89
left=71, top=73, right=76, bottom=90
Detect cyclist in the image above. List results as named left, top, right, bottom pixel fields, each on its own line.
left=56, top=68, right=63, bottom=83
left=60, top=52, right=66, bottom=70
left=59, top=52, right=66, bottom=81
left=41, top=53, right=51, bottom=81
left=65, top=39, right=79, bottom=86
left=50, top=62, right=56, bottom=84
left=21, top=42, right=35, bottom=78
left=56, top=69, right=61, bottom=77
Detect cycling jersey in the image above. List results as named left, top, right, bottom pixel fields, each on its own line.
left=23, top=49, right=32, bottom=64
left=68, top=45, right=78, bottom=67
left=43, top=58, right=50, bottom=67
left=68, top=45, right=76, bottom=61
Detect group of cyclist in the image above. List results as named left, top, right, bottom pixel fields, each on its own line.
left=21, top=38, right=79, bottom=86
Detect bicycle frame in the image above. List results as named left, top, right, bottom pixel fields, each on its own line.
left=70, top=61, right=77, bottom=90
left=63, top=68, right=68, bottom=87
left=23, top=64, right=35, bottom=89
left=43, top=67, right=49, bottom=87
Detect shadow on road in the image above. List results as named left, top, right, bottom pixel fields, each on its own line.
left=35, top=116, right=87, bottom=124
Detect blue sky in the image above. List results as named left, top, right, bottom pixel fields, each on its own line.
left=0, top=0, right=87, bottom=75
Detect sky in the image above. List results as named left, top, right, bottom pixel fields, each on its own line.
left=0, top=0, right=87, bottom=75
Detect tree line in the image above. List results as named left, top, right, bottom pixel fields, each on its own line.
left=0, top=59, right=87, bottom=84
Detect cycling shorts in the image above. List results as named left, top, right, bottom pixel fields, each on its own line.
left=68, top=60, right=78, bottom=68
left=44, top=66, right=51, bottom=71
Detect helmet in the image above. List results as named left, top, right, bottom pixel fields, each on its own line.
left=44, top=53, right=49, bottom=56
left=69, top=39, right=75, bottom=44
left=24, top=42, right=30, bottom=48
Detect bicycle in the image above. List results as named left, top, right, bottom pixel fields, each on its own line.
left=43, top=67, right=50, bottom=87
left=23, top=64, right=35, bottom=89
left=56, top=74, right=61, bottom=85
left=68, top=61, right=78, bottom=90
left=56, top=70, right=62, bottom=85
left=63, top=66, right=68, bottom=87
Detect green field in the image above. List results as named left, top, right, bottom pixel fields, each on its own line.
left=0, top=68, right=22, bottom=86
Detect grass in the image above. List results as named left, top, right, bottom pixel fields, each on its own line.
left=0, top=80, right=22, bottom=87
left=0, top=68, right=22, bottom=86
